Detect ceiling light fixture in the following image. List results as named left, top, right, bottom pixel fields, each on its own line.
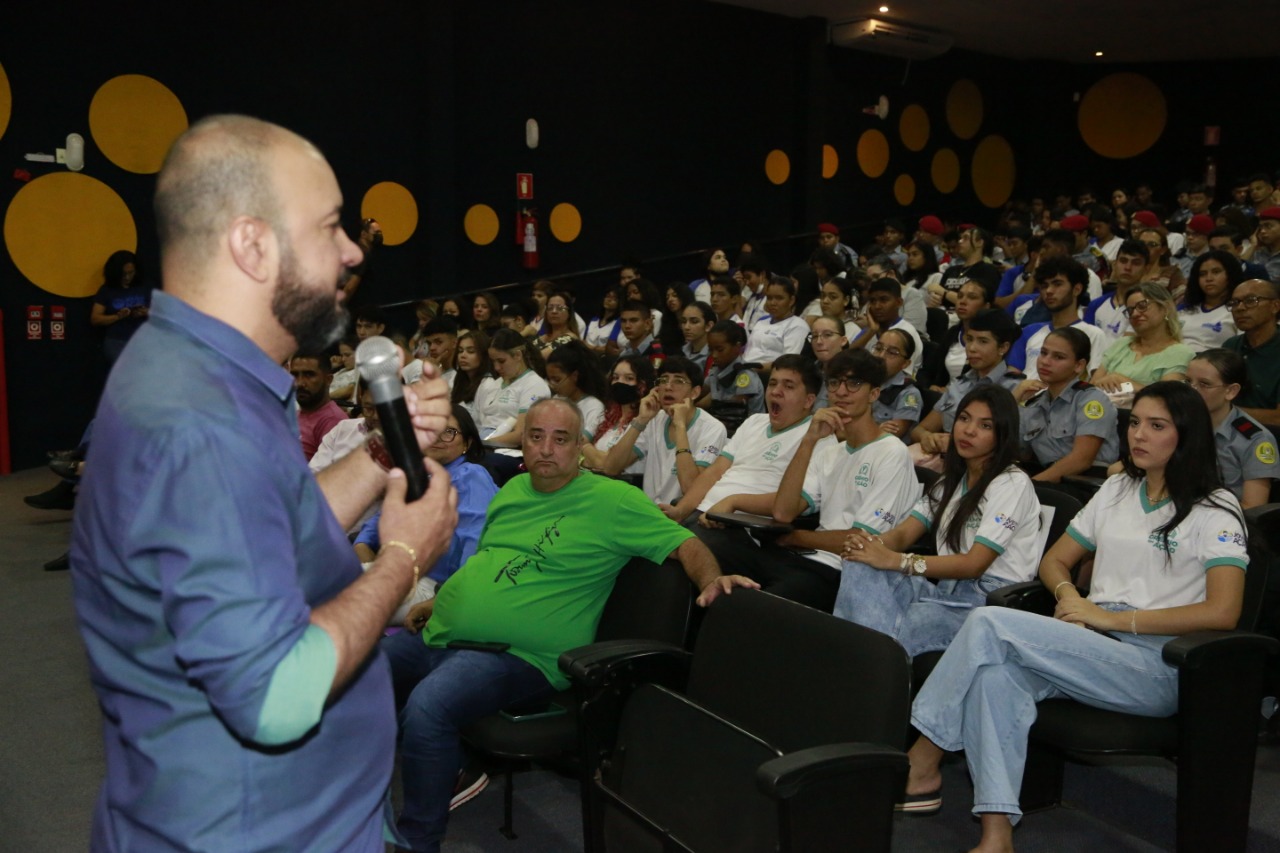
left=1095, top=50, right=1104, bottom=57
left=879, top=5, right=889, bottom=11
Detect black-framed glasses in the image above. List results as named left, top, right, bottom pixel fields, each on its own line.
left=872, top=343, right=905, bottom=358
left=1226, top=295, right=1277, bottom=311
left=436, top=427, right=460, bottom=442
left=1122, top=299, right=1152, bottom=318
left=826, top=377, right=866, bottom=393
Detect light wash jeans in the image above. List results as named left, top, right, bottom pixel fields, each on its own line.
left=834, top=560, right=1010, bottom=656
left=910, top=606, right=1177, bottom=822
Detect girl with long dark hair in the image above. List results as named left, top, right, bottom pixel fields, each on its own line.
left=1178, top=249, right=1241, bottom=351
left=451, top=329, right=492, bottom=413
left=580, top=354, right=655, bottom=475
left=904, top=381, right=1248, bottom=849
left=545, top=340, right=609, bottom=437
left=835, top=385, right=1041, bottom=657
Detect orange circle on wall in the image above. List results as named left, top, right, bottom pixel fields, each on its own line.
left=0, top=61, right=11, bottom=142
left=822, top=144, right=839, bottom=179
left=945, top=80, right=983, bottom=140
left=931, top=148, right=960, bottom=194
left=1078, top=73, right=1167, bottom=159
left=857, top=130, right=890, bottom=178
left=4, top=172, right=137, bottom=298
left=765, top=149, right=791, bottom=185
left=463, top=204, right=500, bottom=245
left=894, top=175, right=916, bottom=206
left=899, top=105, right=930, bottom=152
left=549, top=203, right=582, bottom=242
left=971, top=136, right=1016, bottom=209
left=89, top=75, right=188, bottom=174
left=361, top=181, right=418, bottom=246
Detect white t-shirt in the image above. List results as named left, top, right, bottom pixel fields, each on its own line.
left=1067, top=475, right=1248, bottom=610
left=1092, top=297, right=1132, bottom=350
left=1099, top=236, right=1124, bottom=262
left=329, top=367, right=357, bottom=399
left=699, top=414, right=817, bottom=511
left=594, top=420, right=643, bottom=475
left=743, top=315, right=810, bottom=365
left=1022, top=321, right=1107, bottom=380
left=1178, top=303, right=1236, bottom=353
left=634, top=409, right=727, bottom=504
left=570, top=394, right=605, bottom=437
left=944, top=339, right=967, bottom=382
left=909, top=468, right=1042, bottom=585
left=477, top=370, right=550, bottom=436
left=584, top=317, right=620, bottom=349
left=800, top=433, right=922, bottom=570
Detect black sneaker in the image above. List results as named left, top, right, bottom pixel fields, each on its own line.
left=24, top=480, right=76, bottom=511
left=449, top=768, right=489, bottom=811
left=43, top=552, right=70, bottom=572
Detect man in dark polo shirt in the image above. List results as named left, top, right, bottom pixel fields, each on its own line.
left=1224, top=278, right=1280, bottom=427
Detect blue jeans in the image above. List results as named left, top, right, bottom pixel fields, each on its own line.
left=380, top=633, right=554, bottom=852
left=910, top=606, right=1177, bottom=822
left=833, top=561, right=1008, bottom=657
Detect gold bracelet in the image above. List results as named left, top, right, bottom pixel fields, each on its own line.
left=381, top=540, right=420, bottom=590
left=1053, top=580, right=1074, bottom=600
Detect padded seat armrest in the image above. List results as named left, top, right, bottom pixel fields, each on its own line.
left=559, top=639, right=690, bottom=687
left=756, top=743, right=907, bottom=799
left=987, top=581, right=1056, bottom=615
left=1162, top=630, right=1280, bottom=668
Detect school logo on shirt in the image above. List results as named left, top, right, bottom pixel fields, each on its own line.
left=992, top=513, right=1018, bottom=532
left=1258, top=442, right=1277, bottom=465
left=1147, top=531, right=1180, bottom=555
left=700, top=444, right=721, bottom=458
left=735, top=372, right=752, bottom=388
left=1083, top=400, right=1105, bottom=420
left=762, top=440, right=782, bottom=462
left=873, top=507, right=897, bottom=527
left=855, top=462, right=872, bottom=487
left=904, top=393, right=919, bottom=409
left=1217, top=529, right=1246, bottom=547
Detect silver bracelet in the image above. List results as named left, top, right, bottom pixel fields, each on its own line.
left=1052, top=580, right=1073, bottom=601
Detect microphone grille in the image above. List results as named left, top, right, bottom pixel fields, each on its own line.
left=354, top=336, right=402, bottom=384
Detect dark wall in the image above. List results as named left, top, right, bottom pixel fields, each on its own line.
left=1, top=1, right=1274, bottom=469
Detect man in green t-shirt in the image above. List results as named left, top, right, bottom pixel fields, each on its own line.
left=382, top=398, right=755, bottom=852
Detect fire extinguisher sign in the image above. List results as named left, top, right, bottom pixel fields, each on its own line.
left=516, top=173, right=534, bottom=200
left=27, top=305, right=44, bottom=341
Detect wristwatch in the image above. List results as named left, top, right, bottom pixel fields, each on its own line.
left=910, top=554, right=928, bottom=576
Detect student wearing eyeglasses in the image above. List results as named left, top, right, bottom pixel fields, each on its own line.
left=871, top=329, right=923, bottom=439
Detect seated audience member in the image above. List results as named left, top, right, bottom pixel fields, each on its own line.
left=353, top=405, right=498, bottom=624
left=689, top=247, right=732, bottom=304
left=451, top=329, right=492, bottom=420
left=353, top=304, right=387, bottom=341
left=537, top=291, right=580, bottom=355
left=1178, top=249, right=1241, bottom=352
left=1011, top=256, right=1106, bottom=379
left=934, top=225, right=1001, bottom=306
left=743, top=278, right=810, bottom=372
left=1134, top=225, right=1186, bottom=300
left=524, top=279, right=552, bottom=337
left=904, top=381, right=1248, bottom=847
left=680, top=301, right=715, bottom=374
left=1092, top=283, right=1194, bottom=394
left=921, top=279, right=994, bottom=390
left=865, top=257, right=929, bottom=336
left=740, top=254, right=775, bottom=330
left=1015, top=327, right=1120, bottom=481
left=580, top=354, right=653, bottom=476
left=545, top=340, right=607, bottom=438
left=816, top=222, right=858, bottom=271
left=310, top=385, right=378, bottom=475
left=809, top=315, right=849, bottom=409
left=1172, top=213, right=1214, bottom=280
left=499, top=299, right=536, bottom=335
left=438, top=297, right=464, bottom=323
left=851, top=278, right=926, bottom=376
left=416, top=316, right=460, bottom=389
left=1252, top=206, right=1280, bottom=282
left=471, top=291, right=503, bottom=334
left=871, top=329, right=924, bottom=439
left=694, top=350, right=921, bottom=612
left=583, top=287, right=622, bottom=356
left=407, top=299, right=438, bottom=357
left=1060, top=213, right=1105, bottom=275
left=911, top=309, right=1024, bottom=459
left=834, top=385, right=1040, bottom=656
left=1085, top=239, right=1149, bottom=348
left=1089, top=207, right=1124, bottom=261
left=915, top=214, right=948, bottom=262
left=902, top=239, right=943, bottom=293
left=474, top=328, right=549, bottom=453
left=329, top=336, right=359, bottom=405
left=702, top=320, right=764, bottom=417
left=661, top=354, right=816, bottom=524
left=1224, top=279, right=1280, bottom=427
left=623, top=277, right=669, bottom=338
left=1207, top=227, right=1270, bottom=281
left=290, top=351, right=348, bottom=461
left=804, top=273, right=860, bottom=336
left=617, top=299, right=664, bottom=366
left=879, top=218, right=910, bottom=273
left=708, top=278, right=745, bottom=327
left=382, top=398, right=755, bottom=853
left=599, top=357, right=726, bottom=504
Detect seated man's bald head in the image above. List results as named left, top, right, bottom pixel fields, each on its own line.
left=154, top=114, right=316, bottom=269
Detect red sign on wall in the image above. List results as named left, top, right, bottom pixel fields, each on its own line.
left=516, top=173, right=534, bottom=200
left=50, top=305, right=66, bottom=341
left=26, top=305, right=43, bottom=341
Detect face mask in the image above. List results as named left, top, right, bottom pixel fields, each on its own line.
left=610, top=382, right=641, bottom=405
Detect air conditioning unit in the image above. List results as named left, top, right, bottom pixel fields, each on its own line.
left=830, top=17, right=953, bottom=60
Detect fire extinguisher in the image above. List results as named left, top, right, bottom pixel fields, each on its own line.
left=520, top=207, right=539, bottom=270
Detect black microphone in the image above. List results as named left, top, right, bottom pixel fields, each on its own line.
left=355, top=336, right=429, bottom=500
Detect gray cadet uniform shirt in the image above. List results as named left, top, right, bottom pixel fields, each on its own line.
left=873, top=371, right=924, bottom=426
left=1019, top=381, right=1120, bottom=468
left=1214, top=407, right=1278, bottom=498
left=933, top=360, right=1025, bottom=431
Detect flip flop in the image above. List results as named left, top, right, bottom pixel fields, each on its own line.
left=895, top=789, right=942, bottom=815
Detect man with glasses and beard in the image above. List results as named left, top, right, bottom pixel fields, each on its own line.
left=68, top=115, right=459, bottom=853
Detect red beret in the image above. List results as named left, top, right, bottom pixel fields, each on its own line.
left=1259, top=206, right=1280, bottom=221
left=1060, top=214, right=1090, bottom=232
left=917, top=215, right=944, bottom=235
left=817, top=222, right=839, bottom=235
left=1132, top=210, right=1161, bottom=229
left=1187, top=214, right=1215, bottom=235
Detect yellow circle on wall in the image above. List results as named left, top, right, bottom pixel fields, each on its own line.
left=1078, top=73, right=1167, bottom=159
left=857, top=129, right=890, bottom=178
left=463, top=204, right=500, bottom=246
left=971, top=136, right=1016, bottom=209
left=932, top=148, right=960, bottom=194
left=361, top=181, right=418, bottom=246
left=945, top=80, right=983, bottom=140
left=822, top=144, right=839, bottom=179
left=0, top=61, right=11, bottom=142
left=765, top=149, right=790, bottom=185
left=89, top=75, right=187, bottom=174
left=899, top=105, right=930, bottom=152
left=4, top=172, right=136, bottom=298
left=549, top=203, right=582, bottom=242
left=894, top=174, right=916, bottom=206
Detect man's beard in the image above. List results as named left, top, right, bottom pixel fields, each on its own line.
left=272, top=242, right=349, bottom=353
